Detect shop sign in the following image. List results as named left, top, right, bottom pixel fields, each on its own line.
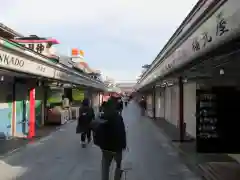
left=20, top=42, right=48, bottom=54
left=54, top=69, right=92, bottom=86
left=141, top=0, right=240, bottom=88
left=159, top=10, right=232, bottom=78
left=72, top=89, right=84, bottom=101
left=0, top=47, right=102, bottom=88
left=19, top=42, right=57, bottom=58
left=0, top=49, right=55, bottom=78
left=54, top=70, right=69, bottom=80
left=0, top=52, right=24, bottom=67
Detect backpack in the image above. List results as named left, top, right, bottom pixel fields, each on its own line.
left=92, top=118, right=107, bottom=147
left=93, top=111, right=124, bottom=150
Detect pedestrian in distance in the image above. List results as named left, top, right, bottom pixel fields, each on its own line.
left=116, top=96, right=123, bottom=115
left=123, top=95, right=128, bottom=107
left=76, top=98, right=95, bottom=148
left=139, top=96, right=146, bottom=116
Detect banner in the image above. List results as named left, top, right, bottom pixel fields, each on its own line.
left=47, top=89, right=63, bottom=103
left=72, top=89, right=85, bottom=101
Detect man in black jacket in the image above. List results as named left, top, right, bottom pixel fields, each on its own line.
left=94, top=98, right=126, bottom=180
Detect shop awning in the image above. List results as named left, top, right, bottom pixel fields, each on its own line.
left=135, top=0, right=240, bottom=91
left=0, top=37, right=106, bottom=90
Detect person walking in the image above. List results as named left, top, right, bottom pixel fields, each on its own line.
left=76, top=98, right=95, bottom=148
left=123, top=95, right=128, bottom=107
left=139, top=96, right=147, bottom=116
left=92, top=98, right=127, bottom=180
left=116, top=96, right=123, bottom=115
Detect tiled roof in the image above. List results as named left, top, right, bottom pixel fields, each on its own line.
left=0, top=23, right=23, bottom=37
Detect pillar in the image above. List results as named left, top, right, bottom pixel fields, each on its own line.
left=43, top=85, right=48, bottom=125
left=84, top=89, right=90, bottom=100
left=152, top=85, right=156, bottom=119
left=28, top=88, right=35, bottom=138
left=11, top=80, right=16, bottom=137
left=179, top=77, right=184, bottom=142
left=99, top=92, right=101, bottom=105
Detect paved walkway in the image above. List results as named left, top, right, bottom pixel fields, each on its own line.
left=0, top=124, right=61, bottom=158
left=0, top=102, right=201, bottom=180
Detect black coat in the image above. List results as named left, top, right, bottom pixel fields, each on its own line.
left=118, top=100, right=123, bottom=111
left=94, top=111, right=126, bottom=152
left=139, top=100, right=146, bottom=109
left=76, top=106, right=95, bottom=133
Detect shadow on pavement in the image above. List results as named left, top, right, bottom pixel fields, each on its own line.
left=152, top=117, right=240, bottom=180
left=0, top=120, right=101, bottom=180
left=0, top=104, right=204, bottom=180
left=0, top=124, right=61, bottom=158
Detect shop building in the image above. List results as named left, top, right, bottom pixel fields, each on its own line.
left=135, top=0, right=240, bottom=156
left=0, top=28, right=105, bottom=139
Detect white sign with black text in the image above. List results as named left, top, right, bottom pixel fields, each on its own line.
left=0, top=48, right=55, bottom=78
left=19, top=42, right=48, bottom=55
left=140, top=0, right=240, bottom=88
left=0, top=46, right=103, bottom=89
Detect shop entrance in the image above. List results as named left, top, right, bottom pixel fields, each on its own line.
left=15, top=83, right=29, bottom=137
left=0, top=83, right=13, bottom=139
left=196, top=86, right=240, bottom=153
left=16, top=100, right=29, bottom=136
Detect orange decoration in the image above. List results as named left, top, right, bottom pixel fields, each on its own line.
left=79, top=50, right=84, bottom=57
left=71, top=48, right=79, bottom=56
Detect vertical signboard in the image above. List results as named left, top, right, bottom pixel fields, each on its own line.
left=196, top=88, right=240, bottom=153
left=196, top=90, right=219, bottom=153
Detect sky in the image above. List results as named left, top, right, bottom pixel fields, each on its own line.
left=0, top=0, right=198, bottom=82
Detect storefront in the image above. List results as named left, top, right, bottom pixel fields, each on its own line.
left=91, top=91, right=101, bottom=114
left=146, top=92, right=154, bottom=118
left=135, top=0, right=240, bottom=153
left=0, top=73, right=45, bottom=138
left=0, top=37, right=105, bottom=139
left=0, top=77, right=14, bottom=139
left=154, top=86, right=165, bottom=119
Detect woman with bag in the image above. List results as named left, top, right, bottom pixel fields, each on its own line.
left=76, top=98, right=95, bottom=148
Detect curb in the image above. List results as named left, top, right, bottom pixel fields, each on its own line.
left=0, top=119, right=76, bottom=159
